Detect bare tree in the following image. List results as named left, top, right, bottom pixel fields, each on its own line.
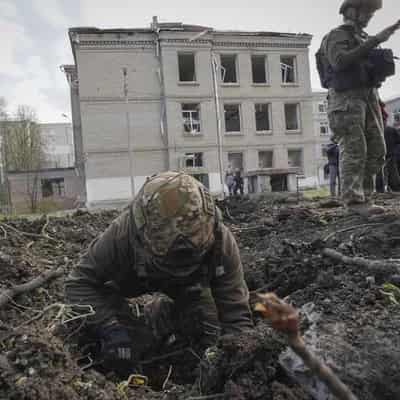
left=3, top=106, right=47, bottom=212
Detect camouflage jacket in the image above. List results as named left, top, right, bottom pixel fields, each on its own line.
left=322, top=23, right=380, bottom=73
left=65, top=207, right=253, bottom=335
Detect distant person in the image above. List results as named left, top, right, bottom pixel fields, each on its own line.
left=233, top=169, right=244, bottom=196
left=326, top=142, right=340, bottom=197
left=225, top=165, right=235, bottom=196
left=376, top=102, right=400, bottom=192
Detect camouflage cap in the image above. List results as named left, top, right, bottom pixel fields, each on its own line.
left=339, top=0, right=382, bottom=14
left=132, top=172, right=216, bottom=272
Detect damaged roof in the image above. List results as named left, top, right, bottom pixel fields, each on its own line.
left=68, top=22, right=311, bottom=39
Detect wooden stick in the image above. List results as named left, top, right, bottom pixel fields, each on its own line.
left=255, top=293, right=358, bottom=400
left=323, top=248, right=400, bottom=274
left=288, top=334, right=358, bottom=400
left=0, top=267, right=64, bottom=308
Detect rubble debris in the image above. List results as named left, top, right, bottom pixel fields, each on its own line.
left=0, top=195, right=399, bottom=399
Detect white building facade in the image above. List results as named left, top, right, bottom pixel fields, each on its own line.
left=65, top=19, right=316, bottom=207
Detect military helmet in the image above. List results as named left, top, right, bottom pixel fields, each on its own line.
left=132, top=171, right=217, bottom=276
left=339, top=0, right=382, bottom=14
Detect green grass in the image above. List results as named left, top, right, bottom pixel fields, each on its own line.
left=302, top=186, right=330, bottom=200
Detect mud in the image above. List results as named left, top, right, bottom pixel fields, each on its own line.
left=1, top=195, right=400, bottom=399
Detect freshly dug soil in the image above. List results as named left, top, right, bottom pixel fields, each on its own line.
left=1, top=194, right=399, bottom=400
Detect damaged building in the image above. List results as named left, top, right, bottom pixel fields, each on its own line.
left=63, top=18, right=314, bottom=207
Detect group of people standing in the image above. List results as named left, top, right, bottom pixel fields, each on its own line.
left=225, top=166, right=244, bottom=196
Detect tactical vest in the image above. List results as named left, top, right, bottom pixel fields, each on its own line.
left=316, top=25, right=395, bottom=91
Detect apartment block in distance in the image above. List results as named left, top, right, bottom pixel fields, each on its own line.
left=64, top=17, right=314, bottom=207
left=312, top=91, right=331, bottom=186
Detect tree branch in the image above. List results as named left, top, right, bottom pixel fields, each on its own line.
left=322, top=248, right=400, bottom=275
left=0, top=267, right=64, bottom=309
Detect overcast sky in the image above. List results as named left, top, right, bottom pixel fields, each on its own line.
left=1, top=0, right=400, bottom=122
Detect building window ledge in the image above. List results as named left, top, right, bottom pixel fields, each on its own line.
left=252, top=83, right=270, bottom=87
left=281, top=83, right=299, bottom=87
left=221, top=83, right=240, bottom=87
left=183, top=132, right=203, bottom=137
left=178, top=81, right=200, bottom=86
left=285, top=130, right=302, bottom=134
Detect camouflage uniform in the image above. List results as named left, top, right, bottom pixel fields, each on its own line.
left=65, top=172, right=253, bottom=360
left=320, top=24, right=385, bottom=205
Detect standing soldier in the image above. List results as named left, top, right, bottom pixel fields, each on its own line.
left=316, top=0, right=400, bottom=215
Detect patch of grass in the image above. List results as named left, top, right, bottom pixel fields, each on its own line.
left=302, top=187, right=330, bottom=200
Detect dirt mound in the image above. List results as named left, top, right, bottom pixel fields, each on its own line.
left=1, top=196, right=400, bottom=399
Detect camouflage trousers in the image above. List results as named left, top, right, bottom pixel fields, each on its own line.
left=328, top=88, right=385, bottom=205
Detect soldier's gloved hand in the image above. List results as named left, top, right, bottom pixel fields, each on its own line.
left=144, top=294, right=175, bottom=339
left=98, top=321, right=134, bottom=368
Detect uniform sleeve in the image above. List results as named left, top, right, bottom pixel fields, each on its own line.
left=325, top=28, right=380, bottom=71
left=210, top=225, right=254, bottom=334
left=65, top=211, right=132, bottom=326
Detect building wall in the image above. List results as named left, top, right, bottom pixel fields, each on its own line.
left=7, top=168, right=80, bottom=213
left=70, top=26, right=316, bottom=205
left=312, top=91, right=330, bottom=186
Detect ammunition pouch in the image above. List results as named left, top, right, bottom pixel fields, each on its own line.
left=316, top=47, right=396, bottom=92
left=367, top=48, right=396, bottom=87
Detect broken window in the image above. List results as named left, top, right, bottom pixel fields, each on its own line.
left=258, top=151, right=273, bottom=169
left=228, top=152, right=243, bottom=170
left=220, top=54, right=237, bottom=83
left=320, top=122, right=329, bottom=136
left=280, top=55, right=297, bottom=84
left=284, top=103, right=300, bottom=131
left=251, top=55, right=267, bottom=84
left=288, top=149, right=303, bottom=169
left=182, top=103, right=201, bottom=134
left=178, top=53, right=196, bottom=82
left=318, top=102, right=327, bottom=113
left=185, top=152, right=203, bottom=168
left=41, top=178, right=65, bottom=198
left=255, top=103, right=271, bottom=132
left=224, top=104, right=241, bottom=132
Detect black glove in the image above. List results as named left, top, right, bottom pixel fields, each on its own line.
left=98, top=321, right=134, bottom=371
left=144, top=294, right=175, bottom=339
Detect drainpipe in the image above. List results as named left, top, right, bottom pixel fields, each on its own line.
left=211, top=53, right=225, bottom=199
left=123, top=67, right=135, bottom=197
left=152, top=16, right=170, bottom=169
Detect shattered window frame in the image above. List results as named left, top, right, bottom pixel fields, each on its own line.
left=258, top=150, right=274, bottom=169
left=287, top=149, right=303, bottom=169
left=220, top=54, right=238, bottom=84
left=320, top=121, right=329, bottom=136
left=184, top=152, right=204, bottom=168
left=228, top=152, right=244, bottom=170
left=255, top=103, right=272, bottom=133
left=251, top=55, right=268, bottom=84
left=224, top=104, right=242, bottom=133
left=318, top=101, right=327, bottom=113
left=284, top=103, right=301, bottom=132
left=280, top=55, right=297, bottom=84
left=178, top=52, right=197, bottom=83
left=181, top=103, right=201, bottom=134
